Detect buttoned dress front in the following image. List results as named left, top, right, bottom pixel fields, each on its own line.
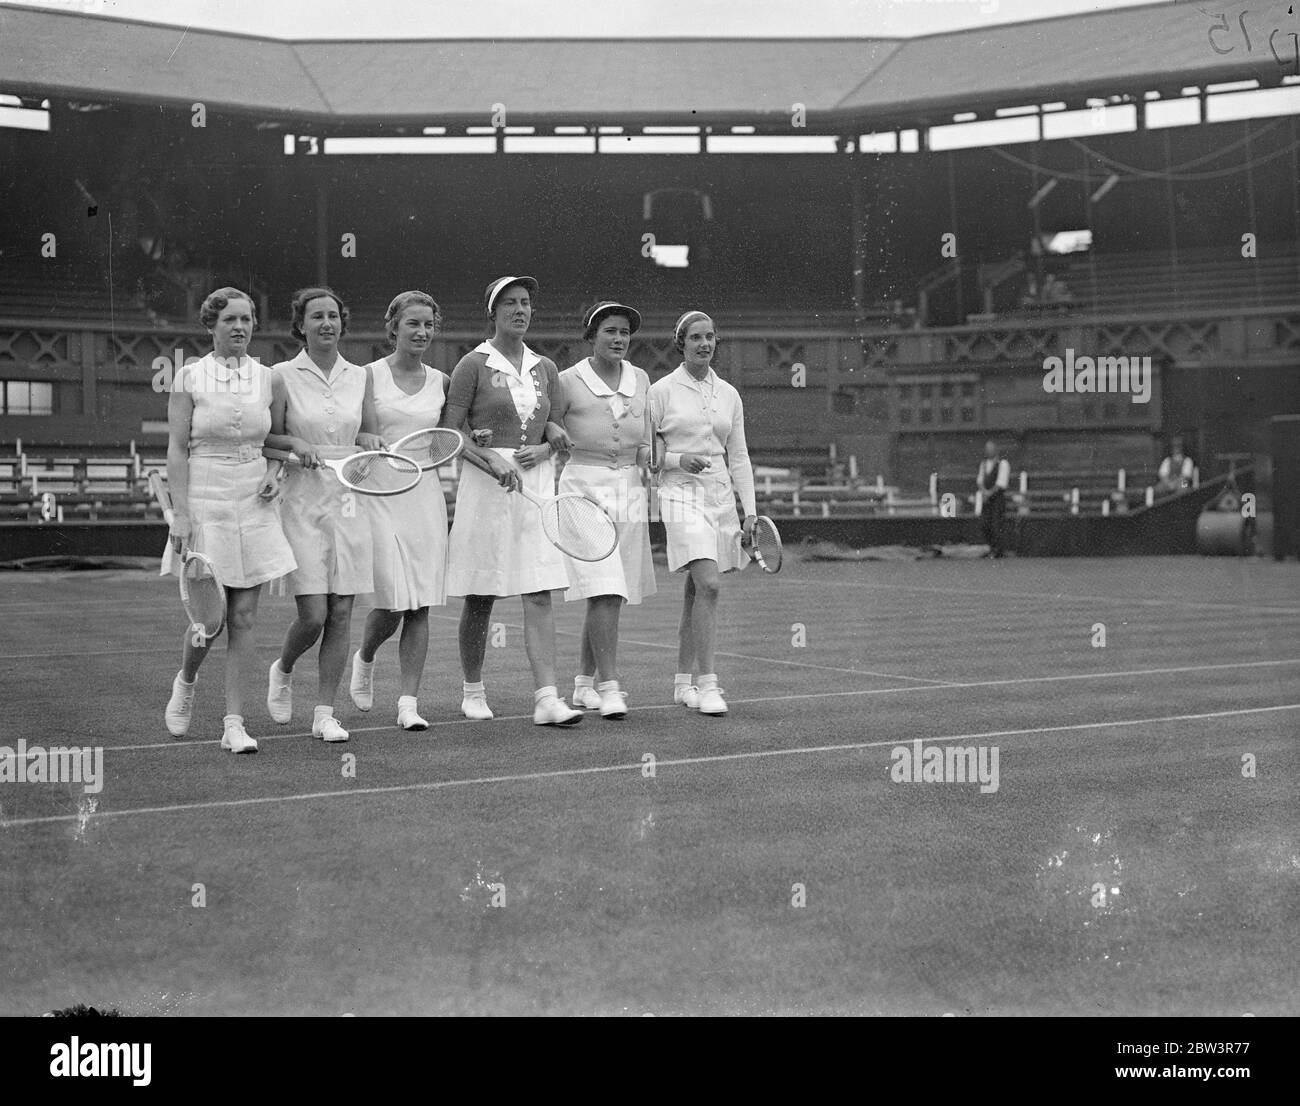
left=159, top=354, right=297, bottom=587
left=555, top=359, right=656, bottom=603
left=363, top=358, right=450, bottom=610
left=444, top=341, right=569, bottom=598
left=273, top=350, right=374, bottom=597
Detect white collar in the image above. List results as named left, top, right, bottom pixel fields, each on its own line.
left=577, top=358, right=635, bottom=398
left=477, top=340, right=540, bottom=378
left=204, top=352, right=256, bottom=381
left=674, top=363, right=717, bottom=389
left=290, top=347, right=352, bottom=384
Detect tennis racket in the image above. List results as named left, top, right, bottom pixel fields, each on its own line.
left=147, top=469, right=228, bottom=642
left=513, top=483, right=619, bottom=562
left=264, top=447, right=421, bottom=496
left=389, top=426, right=466, bottom=470
left=745, top=515, right=783, bottom=574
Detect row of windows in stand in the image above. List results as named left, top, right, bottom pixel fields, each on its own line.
left=0, top=381, right=53, bottom=416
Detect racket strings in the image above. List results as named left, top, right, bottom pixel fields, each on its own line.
left=544, top=497, right=617, bottom=560
left=340, top=452, right=420, bottom=493
left=753, top=519, right=782, bottom=564
left=396, top=429, right=462, bottom=469
left=180, top=560, right=225, bottom=635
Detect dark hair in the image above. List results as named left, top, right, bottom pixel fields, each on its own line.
left=384, top=291, right=442, bottom=348
left=673, top=310, right=715, bottom=354
left=583, top=305, right=635, bottom=342
left=290, top=286, right=349, bottom=343
left=199, top=287, right=257, bottom=330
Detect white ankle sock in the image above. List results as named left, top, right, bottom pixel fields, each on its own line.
left=398, top=695, right=418, bottom=713
left=698, top=673, right=719, bottom=692
left=597, top=680, right=620, bottom=694
left=534, top=685, right=558, bottom=704
left=313, top=705, right=335, bottom=722
left=463, top=681, right=485, bottom=696
left=176, top=671, right=195, bottom=687
left=574, top=674, right=595, bottom=691
left=674, top=672, right=693, bottom=689
left=222, top=714, right=243, bottom=730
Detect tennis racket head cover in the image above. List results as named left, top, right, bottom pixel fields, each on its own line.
left=749, top=515, right=783, bottom=574
left=391, top=427, right=465, bottom=470
left=336, top=451, right=421, bottom=495
left=541, top=494, right=618, bottom=562
left=179, top=551, right=226, bottom=640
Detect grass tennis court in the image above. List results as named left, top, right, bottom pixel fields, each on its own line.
left=1, top=554, right=1297, bottom=1016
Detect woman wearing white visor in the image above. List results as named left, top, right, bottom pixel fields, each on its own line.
left=548, top=301, right=656, bottom=719
left=442, top=276, right=582, bottom=727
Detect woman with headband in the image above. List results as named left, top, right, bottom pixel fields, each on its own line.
left=348, top=291, right=451, bottom=731
left=549, top=301, right=656, bottom=719
left=441, top=275, right=582, bottom=727
left=649, top=310, right=757, bottom=716
left=265, top=286, right=383, bottom=744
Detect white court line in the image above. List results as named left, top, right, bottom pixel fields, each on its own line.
left=0, top=646, right=179, bottom=660
left=780, top=575, right=1300, bottom=617
left=63, top=655, right=1300, bottom=754
left=617, top=636, right=957, bottom=684
left=3, top=702, right=1296, bottom=829
left=422, top=611, right=958, bottom=686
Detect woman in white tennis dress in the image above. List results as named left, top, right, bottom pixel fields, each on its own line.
left=161, top=287, right=296, bottom=753
left=649, top=310, right=757, bottom=717
left=265, top=286, right=384, bottom=744
left=348, top=291, right=451, bottom=732
left=442, top=275, right=582, bottom=727
left=549, top=300, right=655, bottom=720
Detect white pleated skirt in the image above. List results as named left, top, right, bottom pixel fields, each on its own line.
left=446, top=449, right=570, bottom=598
left=364, top=462, right=448, bottom=611
left=558, top=462, right=656, bottom=603
left=158, top=455, right=297, bottom=589
left=658, top=470, right=750, bottom=574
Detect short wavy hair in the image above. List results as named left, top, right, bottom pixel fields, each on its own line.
left=199, top=287, right=257, bottom=330
left=290, top=286, right=350, bottom=343
left=384, top=290, right=443, bottom=348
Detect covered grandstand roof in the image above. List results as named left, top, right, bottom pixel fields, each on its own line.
left=0, top=1, right=1293, bottom=126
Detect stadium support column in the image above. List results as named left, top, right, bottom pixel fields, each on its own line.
left=315, top=181, right=329, bottom=287
left=1162, top=131, right=1178, bottom=284
left=851, top=171, right=866, bottom=331
left=946, top=152, right=963, bottom=322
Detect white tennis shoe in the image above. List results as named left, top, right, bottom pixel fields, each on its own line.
left=461, top=693, right=494, bottom=720
left=165, top=672, right=196, bottom=737
left=267, top=660, right=293, bottom=724
left=533, top=696, right=583, bottom=726
left=398, top=702, right=429, bottom=731
left=697, top=687, right=728, bottom=715
left=573, top=685, right=602, bottom=710
left=598, top=684, right=628, bottom=720
left=313, top=714, right=349, bottom=742
left=674, top=684, right=700, bottom=710
left=221, top=721, right=258, bottom=754
left=350, top=653, right=374, bottom=711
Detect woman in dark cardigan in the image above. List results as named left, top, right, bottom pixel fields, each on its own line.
left=442, top=276, right=582, bottom=727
